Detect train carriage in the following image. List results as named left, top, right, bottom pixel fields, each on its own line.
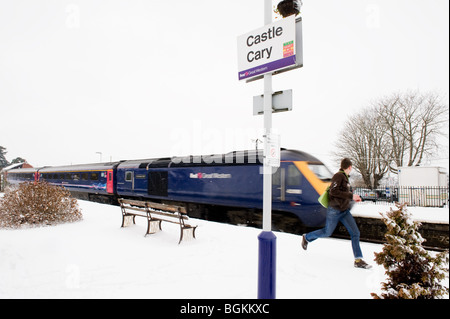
left=4, top=167, right=39, bottom=186
left=37, top=163, right=119, bottom=202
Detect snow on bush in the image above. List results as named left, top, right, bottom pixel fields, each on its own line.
left=0, top=182, right=82, bottom=228
left=372, top=203, right=449, bottom=299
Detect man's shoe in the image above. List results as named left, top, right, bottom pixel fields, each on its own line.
left=354, top=259, right=372, bottom=269
left=301, top=235, right=308, bottom=251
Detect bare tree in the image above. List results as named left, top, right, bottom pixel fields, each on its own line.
left=377, top=91, right=448, bottom=171
left=334, top=91, right=448, bottom=189
left=335, top=107, right=390, bottom=188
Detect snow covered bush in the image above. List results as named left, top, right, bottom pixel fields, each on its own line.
left=372, top=203, right=449, bottom=299
left=0, top=182, right=82, bottom=228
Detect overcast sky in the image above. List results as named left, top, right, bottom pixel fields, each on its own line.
left=1, top=0, right=448, bottom=172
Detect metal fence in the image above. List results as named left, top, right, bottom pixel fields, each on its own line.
left=354, top=186, right=449, bottom=208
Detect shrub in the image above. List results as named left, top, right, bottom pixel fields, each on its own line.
left=0, top=182, right=82, bottom=228
left=372, top=203, right=449, bottom=299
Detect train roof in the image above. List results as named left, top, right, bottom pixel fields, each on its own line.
left=6, top=149, right=324, bottom=173
left=280, top=149, right=322, bottom=162
left=117, top=149, right=323, bottom=169
left=38, top=162, right=121, bottom=173
left=116, top=150, right=264, bottom=169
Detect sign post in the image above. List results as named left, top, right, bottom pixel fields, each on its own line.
left=259, top=0, right=277, bottom=300
left=237, top=0, right=302, bottom=299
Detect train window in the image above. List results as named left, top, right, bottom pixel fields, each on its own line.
left=125, top=171, right=133, bottom=182
left=81, top=173, right=88, bottom=180
left=308, top=163, right=333, bottom=181
left=272, top=168, right=281, bottom=186
left=73, top=173, right=80, bottom=181
left=287, top=165, right=301, bottom=186
left=91, top=172, right=99, bottom=181
left=65, top=173, right=71, bottom=180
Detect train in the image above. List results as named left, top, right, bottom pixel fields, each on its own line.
left=4, top=149, right=332, bottom=232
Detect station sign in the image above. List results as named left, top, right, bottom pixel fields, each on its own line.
left=237, top=15, right=302, bottom=82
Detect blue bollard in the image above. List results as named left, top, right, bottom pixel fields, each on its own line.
left=257, top=231, right=276, bottom=299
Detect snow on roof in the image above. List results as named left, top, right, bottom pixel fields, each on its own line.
left=0, top=162, right=24, bottom=172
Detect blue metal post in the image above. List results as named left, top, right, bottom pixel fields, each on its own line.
left=258, top=231, right=276, bottom=299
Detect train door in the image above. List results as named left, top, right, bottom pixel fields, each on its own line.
left=273, top=163, right=303, bottom=206
left=148, top=171, right=168, bottom=197
left=124, top=171, right=135, bottom=192
left=106, top=169, right=114, bottom=193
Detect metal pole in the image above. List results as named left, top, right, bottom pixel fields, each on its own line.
left=258, top=0, right=276, bottom=299
left=263, top=73, right=272, bottom=231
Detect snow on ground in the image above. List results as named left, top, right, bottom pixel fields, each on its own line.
left=352, top=201, right=449, bottom=224
left=0, top=199, right=448, bottom=299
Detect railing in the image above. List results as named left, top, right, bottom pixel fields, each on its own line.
left=354, top=186, right=449, bottom=208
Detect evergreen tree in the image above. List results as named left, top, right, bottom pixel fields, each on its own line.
left=372, top=203, right=449, bottom=299
left=0, top=146, right=9, bottom=169
left=11, top=157, right=26, bottom=164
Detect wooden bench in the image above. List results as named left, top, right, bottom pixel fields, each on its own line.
left=118, top=198, right=197, bottom=244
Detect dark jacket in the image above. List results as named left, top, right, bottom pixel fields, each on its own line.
left=328, top=170, right=353, bottom=211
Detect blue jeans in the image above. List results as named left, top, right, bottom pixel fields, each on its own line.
left=305, top=206, right=363, bottom=259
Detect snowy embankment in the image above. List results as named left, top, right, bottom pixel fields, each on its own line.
left=0, top=198, right=448, bottom=299
left=352, top=202, right=449, bottom=224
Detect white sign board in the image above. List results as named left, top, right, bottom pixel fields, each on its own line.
left=265, top=133, right=280, bottom=168
left=253, top=90, right=293, bottom=115
left=237, top=15, right=300, bottom=81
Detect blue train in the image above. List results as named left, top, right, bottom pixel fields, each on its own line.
left=5, top=149, right=332, bottom=231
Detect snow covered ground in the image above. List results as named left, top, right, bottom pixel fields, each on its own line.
left=352, top=202, right=449, bottom=224
left=0, top=198, right=448, bottom=299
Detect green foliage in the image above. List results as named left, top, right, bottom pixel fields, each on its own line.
left=0, top=182, right=82, bottom=228
left=372, top=203, right=449, bottom=299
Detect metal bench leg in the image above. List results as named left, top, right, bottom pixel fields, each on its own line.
left=145, top=219, right=163, bottom=236
left=179, top=226, right=197, bottom=244
left=178, top=225, right=184, bottom=245
left=122, top=214, right=134, bottom=227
